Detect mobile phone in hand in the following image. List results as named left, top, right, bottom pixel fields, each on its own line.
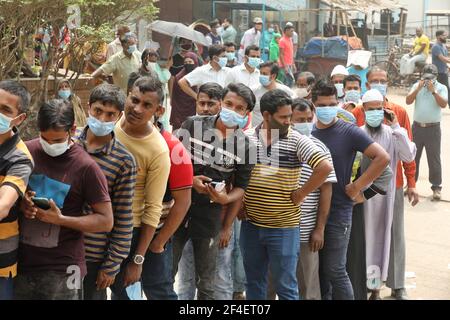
left=209, top=181, right=226, bottom=193
left=31, top=197, right=51, bottom=210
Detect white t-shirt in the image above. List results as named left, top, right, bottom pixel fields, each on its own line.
left=238, top=28, right=261, bottom=61
left=182, top=63, right=231, bottom=88
left=292, top=31, right=299, bottom=45
left=225, top=64, right=260, bottom=91
left=252, top=83, right=297, bottom=127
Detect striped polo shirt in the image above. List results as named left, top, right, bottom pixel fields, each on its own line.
left=75, top=127, right=136, bottom=276
left=244, top=126, right=327, bottom=228
left=299, top=136, right=337, bottom=243
left=0, top=129, right=33, bottom=278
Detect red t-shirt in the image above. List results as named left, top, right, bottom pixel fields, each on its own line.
left=158, top=130, right=193, bottom=228
left=278, top=36, right=294, bottom=66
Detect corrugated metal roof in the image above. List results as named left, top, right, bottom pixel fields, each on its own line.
left=321, top=0, right=404, bottom=13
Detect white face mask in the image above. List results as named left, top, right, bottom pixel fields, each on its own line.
left=40, top=136, right=70, bottom=157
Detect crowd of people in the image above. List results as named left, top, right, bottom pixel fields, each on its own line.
left=0, top=20, right=448, bottom=301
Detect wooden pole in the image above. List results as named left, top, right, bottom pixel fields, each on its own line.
left=337, top=9, right=341, bottom=36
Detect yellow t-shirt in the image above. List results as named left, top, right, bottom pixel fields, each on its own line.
left=114, top=121, right=171, bottom=228
left=414, top=35, right=430, bottom=57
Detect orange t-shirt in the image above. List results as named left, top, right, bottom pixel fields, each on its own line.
left=352, top=101, right=416, bottom=189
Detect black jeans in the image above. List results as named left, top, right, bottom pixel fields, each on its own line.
left=83, top=262, right=108, bottom=300
left=437, top=73, right=449, bottom=99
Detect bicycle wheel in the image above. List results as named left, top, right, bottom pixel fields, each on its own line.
left=374, top=60, right=400, bottom=87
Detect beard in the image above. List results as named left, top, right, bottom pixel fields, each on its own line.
left=366, top=123, right=382, bottom=135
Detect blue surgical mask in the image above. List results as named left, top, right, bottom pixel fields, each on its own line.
left=58, top=89, right=71, bottom=100
left=335, top=83, right=344, bottom=98
left=344, top=90, right=361, bottom=103
left=365, top=109, right=384, bottom=128
left=40, top=136, right=70, bottom=157
left=248, top=57, right=261, bottom=69
left=0, top=112, right=13, bottom=135
left=88, top=117, right=116, bottom=137
left=293, top=122, right=314, bottom=136
left=226, top=52, right=236, bottom=61
left=220, top=107, right=248, bottom=129
left=259, top=75, right=271, bottom=87
left=217, top=57, right=228, bottom=69
left=371, top=84, right=388, bottom=97
left=316, top=106, right=339, bottom=125
left=127, top=44, right=137, bottom=54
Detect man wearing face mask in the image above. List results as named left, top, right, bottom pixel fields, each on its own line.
left=174, top=83, right=256, bottom=300
left=342, top=74, right=362, bottom=112
left=17, top=99, right=113, bottom=300
left=406, top=64, right=448, bottom=201
left=0, top=81, right=33, bottom=300
left=224, top=42, right=238, bottom=68
left=360, top=89, right=416, bottom=300
left=253, top=62, right=296, bottom=127
left=295, top=72, right=316, bottom=100
left=352, top=66, right=418, bottom=300
left=291, top=98, right=337, bottom=300
left=179, top=45, right=231, bottom=100
left=330, top=65, right=349, bottom=104
left=72, top=84, right=137, bottom=300
left=242, top=90, right=332, bottom=300
left=92, top=32, right=141, bottom=93
left=432, top=30, right=450, bottom=95
left=225, top=45, right=261, bottom=91
left=221, top=18, right=237, bottom=44
left=311, top=80, right=390, bottom=300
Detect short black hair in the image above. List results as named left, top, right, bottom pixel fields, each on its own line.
left=131, top=76, right=164, bottom=104
left=311, top=80, right=337, bottom=103
left=245, top=45, right=260, bottom=56
left=89, top=84, right=126, bottom=112
left=260, top=89, right=292, bottom=115
left=366, top=66, right=387, bottom=81
left=38, top=99, right=74, bottom=132
left=209, top=44, right=226, bottom=60
left=297, top=72, right=316, bottom=85
left=0, top=80, right=31, bottom=113
left=223, top=18, right=231, bottom=23
left=436, top=29, right=446, bottom=37
left=292, top=98, right=315, bottom=113
left=222, top=83, right=256, bottom=112
left=198, top=82, right=223, bottom=101
left=259, top=61, right=279, bottom=76
left=224, top=42, right=236, bottom=49
left=127, top=72, right=141, bottom=95
left=343, top=74, right=362, bottom=88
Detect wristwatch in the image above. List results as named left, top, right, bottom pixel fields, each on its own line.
left=133, top=254, right=145, bottom=265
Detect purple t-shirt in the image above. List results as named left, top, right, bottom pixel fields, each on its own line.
left=312, top=119, right=373, bottom=224
left=19, top=139, right=110, bottom=277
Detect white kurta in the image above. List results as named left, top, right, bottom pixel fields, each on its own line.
left=361, top=123, right=416, bottom=283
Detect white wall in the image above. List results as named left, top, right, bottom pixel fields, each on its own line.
left=399, top=0, right=450, bottom=36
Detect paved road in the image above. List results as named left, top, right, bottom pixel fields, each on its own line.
left=380, top=88, right=450, bottom=300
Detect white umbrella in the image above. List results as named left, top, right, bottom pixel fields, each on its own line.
left=148, top=20, right=209, bottom=47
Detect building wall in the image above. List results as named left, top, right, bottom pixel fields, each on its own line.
left=399, top=0, right=450, bottom=36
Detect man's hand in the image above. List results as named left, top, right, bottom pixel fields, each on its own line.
left=219, top=225, right=233, bottom=249
left=96, top=269, right=116, bottom=290
left=35, top=199, right=63, bottom=225
left=206, top=184, right=230, bottom=205
left=427, top=80, right=436, bottom=93
left=345, top=182, right=360, bottom=200
left=291, top=188, right=306, bottom=206
left=148, top=240, right=165, bottom=254
left=237, top=203, right=248, bottom=221
left=192, top=175, right=212, bottom=194
left=309, top=228, right=324, bottom=252
left=417, top=80, right=425, bottom=89
left=353, top=192, right=365, bottom=204
left=20, top=191, right=37, bottom=219
left=123, top=262, right=143, bottom=288
left=406, top=187, right=419, bottom=206
left=384, top=109, right=398, bottom=126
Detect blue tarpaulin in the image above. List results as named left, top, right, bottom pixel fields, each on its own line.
left=301, top=37, right=349, bottom=60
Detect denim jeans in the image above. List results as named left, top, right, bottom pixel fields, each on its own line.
left=173, top=225, right=219, bottom=300
left=320, top=221, right=354, bottom=300
left=240, top=221, right=300, bottom=300
left=0, top=276, right=13, bottom=300
left=83, top=262, right=108, bottom=300
left=215, top=226, right=234, bottom=300
left=232, top=220, right=246, bottom=293
left=174, top=239, right=196, bottom=300
left=111, top=228, right=177, bottom=300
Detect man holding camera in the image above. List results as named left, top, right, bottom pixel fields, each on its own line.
left=406, top=64, right=448, bottom=201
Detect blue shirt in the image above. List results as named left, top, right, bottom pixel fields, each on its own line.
left=312, top=119, right=373, bottom=224
left=432, top=42, right=449, bottom=74
left=410, top=81, right=448, bottom=123
left=347, top=66, right=369, bottom=94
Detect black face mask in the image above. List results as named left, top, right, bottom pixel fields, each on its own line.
left=184, top=64, right=196, bottom=74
